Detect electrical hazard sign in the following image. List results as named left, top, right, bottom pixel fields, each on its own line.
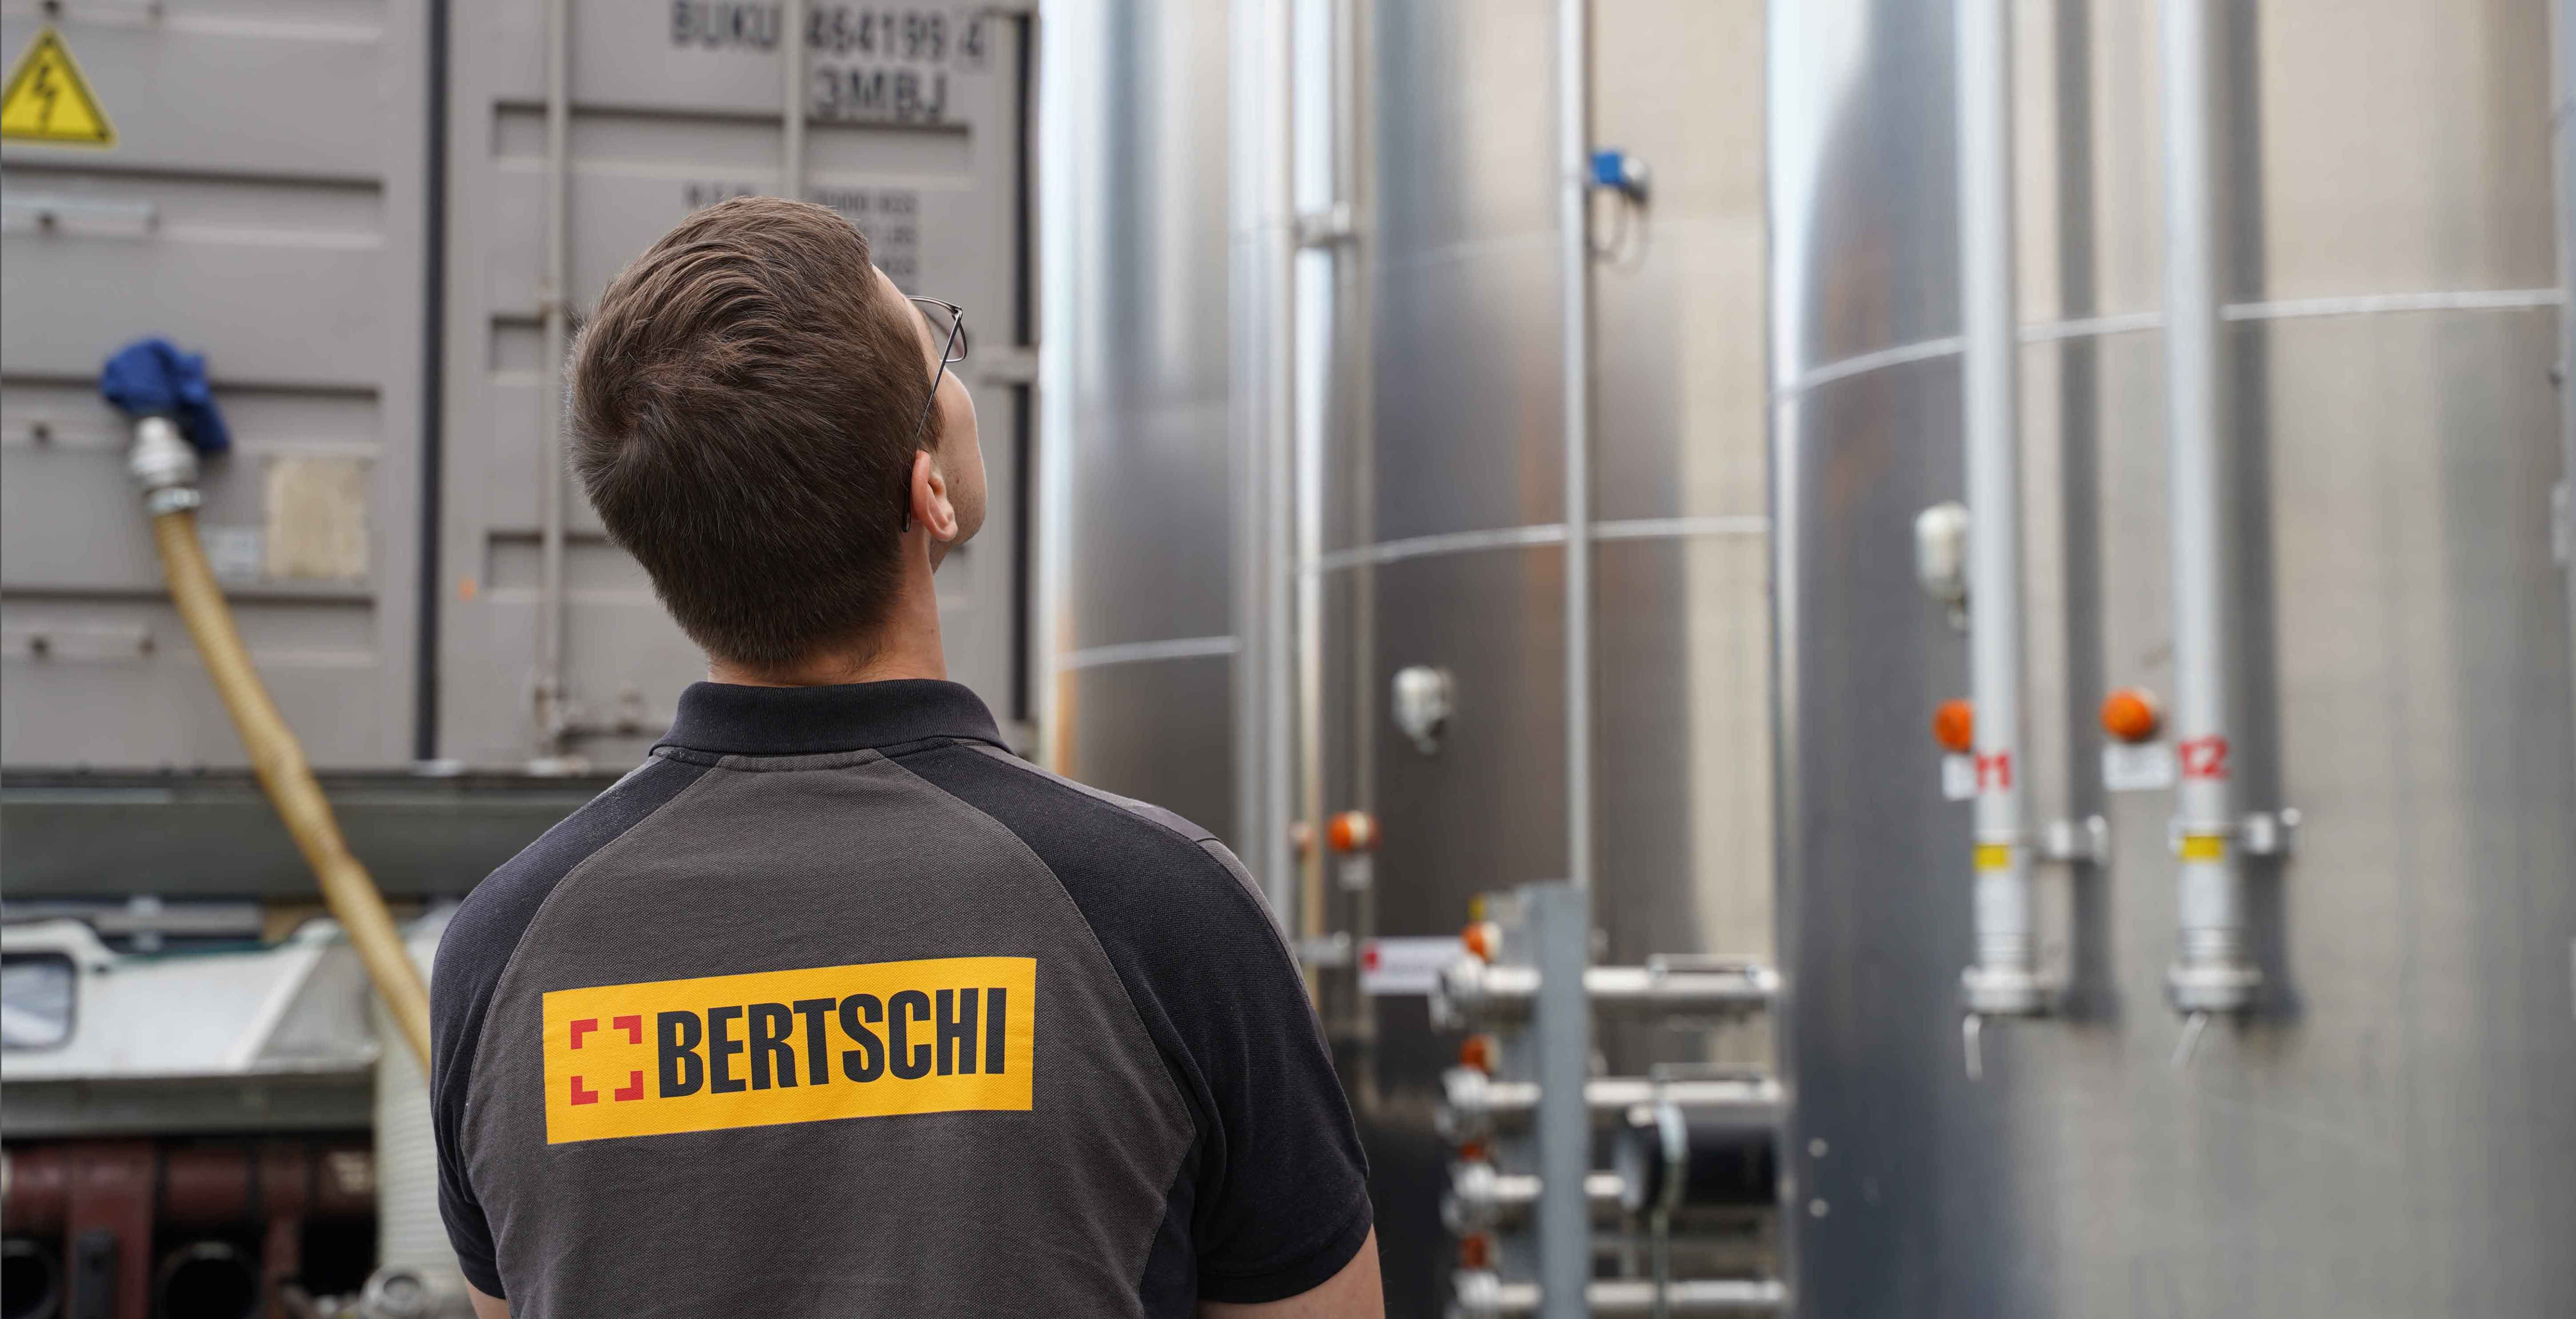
left=1, top=26, right=116, bottom=146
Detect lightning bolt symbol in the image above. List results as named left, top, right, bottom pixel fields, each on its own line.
left=31, top=63, right=56, bottom=130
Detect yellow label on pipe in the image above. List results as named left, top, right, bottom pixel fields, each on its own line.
left=2179, top=834, right=2227, bottom=862
left=1972, top=843, right=2013, bottom=871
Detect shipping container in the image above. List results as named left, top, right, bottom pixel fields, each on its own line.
left=3, top=0, right=1035, bottom=883
left=2, top=0, right=435, bottom=770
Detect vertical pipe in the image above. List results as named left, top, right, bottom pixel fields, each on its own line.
left=1262, top=0, right=1298, bottom=932
left=535, top=0, right=572, bottom=756
left=413, top=0, right=450, bottom=763
left=1529, top=883, right=1593, bottom=1319
left=1953, top=0, right=2046, bottom=1025
left=1291, top=0, right=1333, bottom=958
left=781, top=0, right=806, bottom=202
left=1228, top=0, right=1263, bottom=907
left=1035, top=0, right=1081, bottom=777
left=2555, top=0, right=2576, bottom=751
left=1339, top=0, right=1380, bottom=999
left=1558, top=0, right=1593, bottom=897
left=1231, top=0, right=1299, bottom=923
left=1547, top=3, right=1593, bottom=1312
left=2159, top=0, right=2259, bottom=1025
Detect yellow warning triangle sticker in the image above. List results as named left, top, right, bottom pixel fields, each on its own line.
left=2, top=26, right=116, bottom=147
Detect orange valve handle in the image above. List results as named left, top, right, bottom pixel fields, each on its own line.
left=1327, top=810, right=1378, bottom=854
left=1458, top=1034, right=1496, bottom=1073
left=2100, top=687, right=2163, bottom=743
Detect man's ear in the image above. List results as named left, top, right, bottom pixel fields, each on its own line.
left=908, top=449, right=959, bottom=542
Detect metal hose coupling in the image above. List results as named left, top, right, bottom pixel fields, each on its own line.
left=126, top=414, right=202, bottom=510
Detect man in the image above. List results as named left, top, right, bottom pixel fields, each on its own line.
left=431, top=197, right=1380, bottom=1317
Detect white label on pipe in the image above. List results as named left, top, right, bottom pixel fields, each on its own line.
left=2103, top=742, right=2177, bottom=792
left=1337, top=855, right=1374, bottom=893
left=1941, top=754, right=1978, bottom=801
left=1358, top=937, right=1466, bottom=996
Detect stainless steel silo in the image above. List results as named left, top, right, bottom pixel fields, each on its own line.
left=1770, top=1, right=2576, bottom=1315
left=1045, top=0, right=1778, bottom=1311
left=1324, top=5, right=1777, bottom=1306
left=1039, top=0, right=1243, bottom=842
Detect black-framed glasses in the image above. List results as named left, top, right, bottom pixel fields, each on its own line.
left=909, top=296, right=969, bottom=446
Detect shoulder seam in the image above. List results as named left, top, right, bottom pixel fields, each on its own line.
left=880, top=752, right=1204, bottom=1139
left=958, top=747, right=1298, bottom=963
left=933, top=749, right=1305, bottom=1005
left=952, top=743, right=1218, bottom=847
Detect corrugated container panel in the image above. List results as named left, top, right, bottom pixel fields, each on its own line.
left=436, top=0, right=1030, bottom=769
left=0, top=2, right=430, bottom=770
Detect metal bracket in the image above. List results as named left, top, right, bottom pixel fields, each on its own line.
left=2167, top=808, right=2302, bottom=858
left=1294, top=203, right=1355, bottom=248
left=143, top=486, right=202, bottom=515
left=2037, top=815, right=2110, bottom=865
left=1296, top=931, right=1353, bottom=969
left=2552, top=480, right=2571, bottom=566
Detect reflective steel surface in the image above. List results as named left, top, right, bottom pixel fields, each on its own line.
left=1051, top=1, right=1775, bottom=1310
left=1771, top=1, right=2576, bottom=1314
left=1327, top=1, right=1777, bottom=1311
left=1041, top=0, right=1241, bottom=835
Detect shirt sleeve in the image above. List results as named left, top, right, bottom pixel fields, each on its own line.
left=1178, top=839, right=1376, bottom=1303
left=887, top=744, right=1376, bottom=1303
left=430, top=913, right=508, bottom=1298
left=419, top=754, right=714, bottom=1301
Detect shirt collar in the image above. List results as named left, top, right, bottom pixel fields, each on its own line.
left=657, top=679, right=1006, bottom=757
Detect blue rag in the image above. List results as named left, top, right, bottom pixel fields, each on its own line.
left=99, top=338, right=232, bottom=455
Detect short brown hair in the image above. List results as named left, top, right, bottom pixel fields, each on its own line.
left=567, top=197, right=933, bottom=669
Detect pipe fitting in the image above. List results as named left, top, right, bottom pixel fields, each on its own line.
left=1433, top=956, right=1777, bottom=1029
left=362, top=1263, right=472, bottom=1318
left=1451, top=1272, right=1790, bottom=1319
left=125, top=415, right=198, bottom=494
left=2165, top=957, right=2262, bottom=1015
left=1436, top=1068, right=1783, bottom=1140
left=1959, top=962, right=2053, bottom=1017
left=1441, top=1161, right=1625, bottom=1232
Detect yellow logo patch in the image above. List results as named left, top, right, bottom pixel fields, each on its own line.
left=542, top=956, right=1035, bottom=1145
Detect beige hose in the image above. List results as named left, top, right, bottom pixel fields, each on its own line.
left=150, top=506, right=434, bottom=1070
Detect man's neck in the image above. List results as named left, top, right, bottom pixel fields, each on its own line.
left=705, top=535, right=948, bottom=688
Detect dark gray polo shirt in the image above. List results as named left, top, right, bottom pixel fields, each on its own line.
left=430, top=680, right=1371, bottom=1316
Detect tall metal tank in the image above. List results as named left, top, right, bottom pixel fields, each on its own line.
left=1331, top=6, right=1775, bottom=1306
left=1043, top=1, right=1777, bottom=1311
left=1037, top=0, right=1241, bottom=840
left=1770, top=1, right=2576, bottom=1315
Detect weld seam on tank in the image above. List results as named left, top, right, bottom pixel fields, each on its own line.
left=1954, top=0, right=2051, bottom=1027
left=1777, top=290, right=2562, bottom=400
left=1307, top=515, right=1772, bottom=574
left=1051, top=635, right=1244, bottom=672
